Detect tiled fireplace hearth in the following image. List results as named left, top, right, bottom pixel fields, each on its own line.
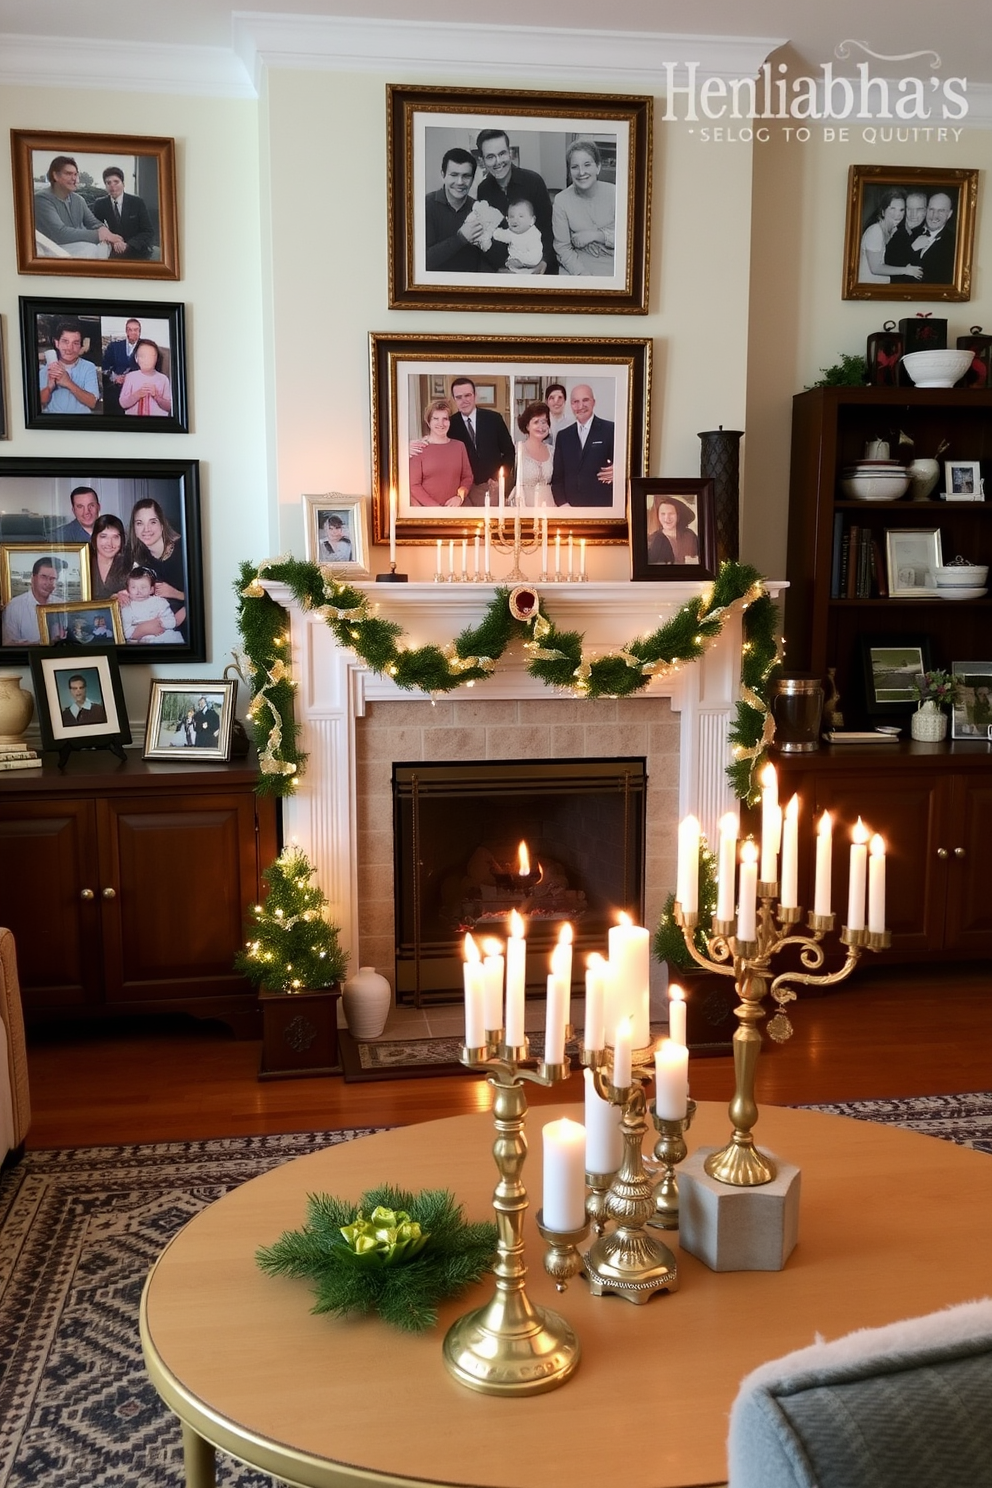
left=268, top=581, right=779, bottom=993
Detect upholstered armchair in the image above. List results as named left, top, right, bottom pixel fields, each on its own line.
left=0, top=928, right=31, bottom=1165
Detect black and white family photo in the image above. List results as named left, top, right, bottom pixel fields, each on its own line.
left=844, top=165, right=977, bottom=301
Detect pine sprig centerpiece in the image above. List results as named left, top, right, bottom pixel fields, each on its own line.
left=235, top=845, right=348, bottom=992
left=256, top=1185, right=498, bottom=1332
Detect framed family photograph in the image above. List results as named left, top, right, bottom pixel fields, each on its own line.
left=944, top=460, right=983, bottom=500
left=842, top=164, right=978, bottom=302
left=370, top=332, right=651, bottom=543
left=0, top=458, right=203, bottom=664
left=10, top=130, right=179, bottom=280
left=18, top=298, right=187, bottom=432
left=302, top=493, right=370, bottom=576
left=950, top=661, right=992, bottom=740
left=29, top=646, right=131, bottom=754
left=143, top=680, right=238, bottom=762
left=38, top=598, right=124, bottom=646
left=885, top=528, right=943, bottom=597
left=860, top=636, right=933, bottom=718
left=387, top=85, right=652, bottom=314
left=628, top=478, right=716, bottom=581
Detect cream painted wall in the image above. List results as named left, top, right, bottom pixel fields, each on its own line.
left=0, top=86, right=270, bottom=722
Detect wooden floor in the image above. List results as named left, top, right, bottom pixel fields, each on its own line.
left=22, top=961, right=992, bottom=1149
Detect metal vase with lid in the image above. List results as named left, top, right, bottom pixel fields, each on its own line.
left=771, top=675, right=824, bottom=753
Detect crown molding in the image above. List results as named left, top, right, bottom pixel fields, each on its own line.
left=0, top=32, right=254, bottom=98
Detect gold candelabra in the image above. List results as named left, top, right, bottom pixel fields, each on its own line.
left=675, top=887, right=890, bottom=1187
left=489, top=507, right=544, bottom=582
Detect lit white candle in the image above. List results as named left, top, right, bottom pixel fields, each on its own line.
left=847, top=819, right=870, bottom=931
left=668, top=984, right=687, bottom=1046
left=676, top=815, right=700, bottom=912
left=483, top=495, right=491, bottom=574
left=579, top=538, right=586, bottom=577
left=555, top=530, right=561, bottom=573
left=447, top=538, right=455, bottom=577
left=541, top=515, right=549, bottom=573
left=481, top=936, right=504, bottom=1033
left=780, top=794, right=800, bottom=909
left=567, top=533, right=574, bottom=578
left=584, top=1067, right=623, bottom=1174
left=716, top=811, right=738, bottom=921
left=760, top=762, right=780, bottom=883
left=515, top=437, right=523, bottom=503
left=608, top=912, right=650, bottom=1047
left=868, top=833, right=886, bottom=933
left=814, top=810, right=833, bottom=916
left=654, top=1039, right=689, bottom=1120
left=613, top=1016, right=633, bottom=1087
left=474, top=529, right=480, bottom=577
left=542, top=1118, right=587, bottom=1231
left=388, top=486, right=397, bottom=566
left=462, top=933, right=486, bottom=1048
left=435, top=538, right=442, bottom=577
left=504, top=909, right=527, bottom=1046
left=737, top=840, right=758, bottom=941
left=460, top=537, right=467, bottom=578
left=545, top=973, right=567, bottom=1065
left=584, top=952, right=608, bottom=1050
left=551, top=922, right=573, bottom=1030
left=498, top=467, right=505, bottom=512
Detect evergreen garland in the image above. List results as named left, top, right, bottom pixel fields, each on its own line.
left=256, top=1185, right=498, bottom=1333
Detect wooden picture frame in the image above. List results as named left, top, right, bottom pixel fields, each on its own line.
left=0, top=458, right=204, bottom=663
left=885, top=527, right=943, bottom=597
left=843, top=164, right=978, bottom=302
left=628, top=478, right=716, bottom=581
left=38, top=597, right=124, bottom=646
left=943, top=460, right=983, bottom=500
left=10, top=130, right=179, bottom=280
left=387, top=85, right=652, bottom=314
left=370, top=331, right=651, bottom=543
left=19, top=297, right=187, bottom=432
left=302, top=493, right=371, bottom=576
left=0, top=318, right=7, bottom=441
left=29, top=645, right=131, bottom=751
left=143, top=680, right=238, bottom=762
left=950, top=661, right=992, bottom=740
left=860, top=636, right=933, bottom=717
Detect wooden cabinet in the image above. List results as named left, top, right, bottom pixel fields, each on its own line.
left=0, top=754, right=278, bottom=1034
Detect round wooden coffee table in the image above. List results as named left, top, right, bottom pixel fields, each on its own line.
left=141, top=1101, right=992, bottom=1488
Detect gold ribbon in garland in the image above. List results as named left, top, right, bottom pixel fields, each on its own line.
left=443, top=645, right=496, bottom=675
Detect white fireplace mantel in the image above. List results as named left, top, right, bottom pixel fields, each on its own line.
left=265, top=580, right=784, bottom=962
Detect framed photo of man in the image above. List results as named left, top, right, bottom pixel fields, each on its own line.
left=0, top=458, right=203, bottom=664
left=10, top=130, right=179, bottom=280
left=29, top=646, right=131, bottom=753
left=842, top=165, right=978, bottom=302
left=302, top=493, right=370, bottom=577
left=387, top=86, right=652, bottom=314
left=370, top=332, right=651, bottom=543
left=143, top=680, right=238, bottom=762
left=628, top=479, right=717, bottom=582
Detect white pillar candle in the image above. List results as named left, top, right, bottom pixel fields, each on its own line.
left=541, top=515, right=548, bottom=572
left=545, top=972, right=567, bottom=1065
left=584, top=1068, right=622, bottom=1174
left=584, top=953, right=607, bottom=1050
left=447, top=539, right=455, bottom=577
left=608, top=913, right=650, bottom=1046
left=737, top=840, right=758, bottom=941
left=460, top=537, right=467, bottom=578
left=760, top=762, right=780, bottom=883
left=483, top=495, right=491, bottom=573
left=542, top=1118, right=587, bottom=1232
left=654, top=1039, right=689, bottom=1120
left=612, top=1016, right=633, bottom=1087
left=435, top=538, right=442, bottom=577
left=515, top=437, right=522, bottom=502
left=462, top=933, right=486, bottom=1048
left=676, top=815, right=700, bottom=912
left=504, top=910, right=527, bottom=1046
left=474, top=530, right=480, bottom=577
left=551, top=922, right=573, bottom=1030
left=780, top=794, right=800, bottom=909
left=847, top=819, right=869, bottom=931
left=868, top=833, right=886, bottom=933
left=668, top=984, right=687, bottom=1046
left=388, top=486, right=397, bottom=566
left=498, top=467, right=505, bottom=512
left=567, top=533, right=574, bottom=578
left=814, top=810, right=833, bottom=916
left=555, top=530, right=561, bottom=573
left=716, top=811, right=739, bottom=921
left=580, top=537, right=586, bottom=577
left=481, top=937, right=504, bottom=1034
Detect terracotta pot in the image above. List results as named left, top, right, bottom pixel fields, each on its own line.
left=0, top=672, right=34, bottom=746
left=341, top=966, right=392, bottom=1040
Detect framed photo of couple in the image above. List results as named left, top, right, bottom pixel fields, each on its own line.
left=370, top=332, right=651, bottom=543
left=387, top=85, right=652, bottom=313
left=843, top=164, right=978, bottom=302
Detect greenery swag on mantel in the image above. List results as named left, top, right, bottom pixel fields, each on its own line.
left=235, top=558, right=779, bottom=802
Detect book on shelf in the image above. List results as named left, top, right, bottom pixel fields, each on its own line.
left=845, top=525, right=860, bottom=598
left=0, top=747, right=38, bottom=761
left=830, top=512, right=845, bottom=598
left=0, top=756, right=42, bottom=772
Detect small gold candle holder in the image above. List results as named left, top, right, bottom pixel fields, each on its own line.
left=647, top=1098, right=697, bottom=1230
left=537, top=1210, right=590, bottom=1292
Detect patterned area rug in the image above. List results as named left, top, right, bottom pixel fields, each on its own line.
left=0, top=1098, right=989, bottom=1485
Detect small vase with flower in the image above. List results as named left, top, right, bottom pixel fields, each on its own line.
left=910, top=670, right=957, bottom=742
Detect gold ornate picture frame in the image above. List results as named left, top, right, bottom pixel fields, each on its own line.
left=843, top=164, right=978, bottom=302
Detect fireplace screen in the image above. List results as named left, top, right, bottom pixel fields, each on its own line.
left=393, top=758, right=646, bottom=1004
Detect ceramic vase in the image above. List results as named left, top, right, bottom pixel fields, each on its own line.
left=907, top=459, right=941, bottom=502
left=911, top=700, right=947, bottom=742
left=0, top=672, right=34, bottom=746
left=341, top=965, right=392, bottom=1040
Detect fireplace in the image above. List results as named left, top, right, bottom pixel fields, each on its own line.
left=393, top=758, right=646, bottom=1003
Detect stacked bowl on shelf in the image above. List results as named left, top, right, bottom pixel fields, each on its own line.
left=840, top=460, right=910, bottom=502
left=934, top=561, right=988, bottom=601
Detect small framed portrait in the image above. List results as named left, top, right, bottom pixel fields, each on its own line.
left=38, top=598, right=124, bottom=646
left=950, top=661, right=992, bottom=740
left=302, top=494, right=370, bottom=577
left=143, top=680, right=238, bottom=762
left=628, top=478, right=716, bottom=582
left=861, top=637, right=933, bottom=717
left=943, top=460, right=983, bottom=501
left=18, top=298, right=187, bottom=432
left=10, top=130, right=179, bottom=280
left=387, top=85, right=652, bottom=314
left=370, top=331, right=651, bottom=543
left=843, top=164, right=978, bottom=302
left=29, top=646, right=131, bottom=751
left=0, top=543, right=90, bottom=628
left=884, top=528, right=943, bottom=597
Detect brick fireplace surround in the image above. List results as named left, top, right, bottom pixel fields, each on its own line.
left=268, top=581, right=781, bottom=994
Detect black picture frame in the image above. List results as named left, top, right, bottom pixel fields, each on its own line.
left=29, top=645, right=131, bottom=753
left=843, top=164, right=978, bottom=303
left=10, top=130, right=179, bottom=280
left=0, top=457, right=203, bottom=664
left=628, top=478, right=717, bottom=581
left=387, top=84, right=652, bottom=314
left=860, top=635, right=934, bottom=717
left=19, top=298, right=187, bottom=432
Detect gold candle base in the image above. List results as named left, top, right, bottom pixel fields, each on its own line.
left=584, top=1171, right=614, bottom=1235
left=648, top=1098, right=696, bottom=1229
left=537, top=1210, right=589, bottom=1292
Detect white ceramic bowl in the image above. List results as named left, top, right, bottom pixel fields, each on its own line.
left=840, top=472, right=910, bottom=502
left=935, top=563, right=989, bottom=587
left=901, top=349, right=974, bottom=388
